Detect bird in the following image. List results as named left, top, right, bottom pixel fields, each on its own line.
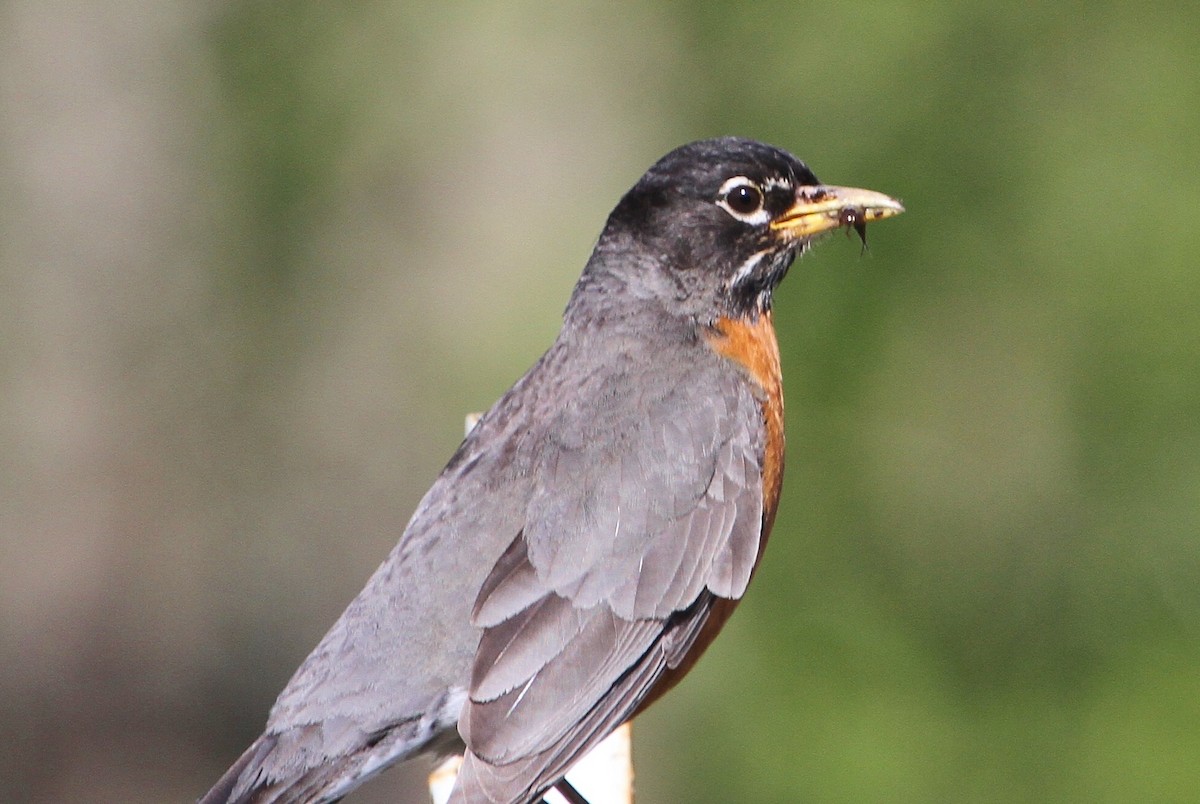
left=200, top=137, right=903, bottom=804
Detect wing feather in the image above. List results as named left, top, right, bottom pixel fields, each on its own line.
left=454, top=375, right=767, bottom=802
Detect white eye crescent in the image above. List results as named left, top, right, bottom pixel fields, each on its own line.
left=716, top=176, right=769, bottom=224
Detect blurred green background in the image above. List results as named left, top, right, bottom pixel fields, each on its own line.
left=2, top=2, right=1197, bottom=801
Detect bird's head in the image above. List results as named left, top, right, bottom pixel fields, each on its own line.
left=582, top=137, right=904, bottom=321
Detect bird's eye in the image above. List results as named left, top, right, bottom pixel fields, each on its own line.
left=724, top=183, right=763, bottom=215
left=716, top=177, right=770, bottom=224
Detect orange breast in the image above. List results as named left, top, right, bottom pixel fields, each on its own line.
left=703, top=311, right=785, bottom=540
left=634, top=311, right=786, bottom=713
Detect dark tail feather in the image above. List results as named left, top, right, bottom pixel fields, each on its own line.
left=198, top=734, right=278, bottom=804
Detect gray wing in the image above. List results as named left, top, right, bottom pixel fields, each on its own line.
left=451, top=370, right=767, bottom=803
left=200, top=331, right=768, bottom=804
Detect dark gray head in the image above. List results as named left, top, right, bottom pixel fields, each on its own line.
left=569, top=137, right=903, bottom=322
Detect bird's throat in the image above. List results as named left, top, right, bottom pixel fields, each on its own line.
left=727, top=247, right=797, bottom=318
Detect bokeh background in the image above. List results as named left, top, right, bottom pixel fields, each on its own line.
left=2, top=2, right=1198, bottom=801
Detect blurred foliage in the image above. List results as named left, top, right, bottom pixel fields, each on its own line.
left=0, top=1, right=1196, bottom=802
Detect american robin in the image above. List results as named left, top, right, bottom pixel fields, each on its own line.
left=201, top=137, right=903, bottom=804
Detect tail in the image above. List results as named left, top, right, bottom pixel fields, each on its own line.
left=198, top=734, right=278, bottom=804
left=196, top=739, right=360, bottom=804
left=199, top=724, right=428, bottom=804
left=198, top=730, right=368, bottom=804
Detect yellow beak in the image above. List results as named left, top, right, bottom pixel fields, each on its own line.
left=769, top=185, right=904, bottom=240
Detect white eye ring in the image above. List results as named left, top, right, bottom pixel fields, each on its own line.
left=716, top=176, right=770, bottom=225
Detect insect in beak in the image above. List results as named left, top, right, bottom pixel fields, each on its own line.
left=837, top=206, right=869, bottom=252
